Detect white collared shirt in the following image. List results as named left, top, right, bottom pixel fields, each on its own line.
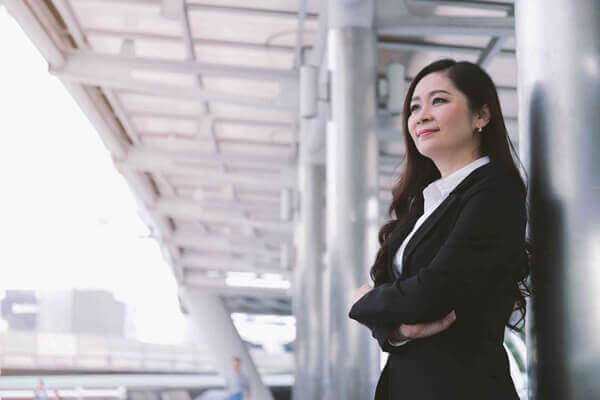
left=389, top=156, right=490, bottom=346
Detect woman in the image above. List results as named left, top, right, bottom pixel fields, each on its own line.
left=349, top=59, right=529, bottom=399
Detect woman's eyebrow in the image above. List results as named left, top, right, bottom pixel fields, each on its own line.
left=411, top=89, right=451, bottom=102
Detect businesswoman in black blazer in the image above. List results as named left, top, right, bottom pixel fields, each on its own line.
left=349, top=59, right=529, bottom=399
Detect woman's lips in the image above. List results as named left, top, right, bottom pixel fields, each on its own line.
left=418, top=129, right=439, bottom=138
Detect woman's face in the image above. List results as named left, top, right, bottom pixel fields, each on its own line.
left=407, top=72, right=482, bottom=161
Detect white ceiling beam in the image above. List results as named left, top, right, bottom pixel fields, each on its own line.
left=127, top=146, right=295, bottom=168
left=182, top=276, right=290, bottom=297
left=118, top=149, right=296, bottom=189
left=376, top=15, right=514, bottom=37
left=159, top=197, right=279, bottom=216
left=129, top=112, right=294, bottom=129
left=3, top=1, right=64, bottom=65
left=156, top=201, right=293, bottom=234
left=53, top=0, right=89, bottom=48
left=477, top=35, right=510, bottom=69
left=377, top=40, right=515, bottom=57
left=60, top=51, right=297, bottom=82
left=187, top=2, right=318, bottom=21
left=172, top=238, right=280, bottom=258
left=173, top=231, right=292, bottom=249
left=180, top=254, right=288, bottom=275
left=74, top=0, right=318, bottom=21
left=50, top=54, right=297, bottom=111
left=406, top=0, right=513, bottom=13
left=84, top=28, right=305, bottom=54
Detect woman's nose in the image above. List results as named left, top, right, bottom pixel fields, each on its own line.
left=417, top=110, right=432, bottom=125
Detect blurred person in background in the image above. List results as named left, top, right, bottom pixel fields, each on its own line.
left=224, top=357, right=250, bottom=400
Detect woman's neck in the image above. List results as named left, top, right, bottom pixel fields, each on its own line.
left=433, top=151, right=483, bottom=178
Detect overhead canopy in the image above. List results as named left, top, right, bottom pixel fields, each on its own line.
left=4, top=0, right=519, bottom=315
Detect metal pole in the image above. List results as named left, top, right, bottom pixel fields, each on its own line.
left=326, top=1, right=379, bottom=399
left=515, top=1, right=600, bottom=399
left=293, top=66, right=326, bottom=400
left=180, top=288, right=274, bottom=400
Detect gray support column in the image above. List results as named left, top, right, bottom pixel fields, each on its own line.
left=180, top=288, right=274, bottom=400
left=293, top=65, right=326, bottom=400
left=325, top=1, right=380, bottom=399
left=515, top=2, right=600, bottom=399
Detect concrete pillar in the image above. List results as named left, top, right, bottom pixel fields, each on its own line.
left=325, top=1, right=380, bottom=399
left=515, top=1, right=600, bottom=399
left=180, top=288, right=274, bottom=400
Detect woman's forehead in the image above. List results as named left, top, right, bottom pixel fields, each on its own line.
left=412, top=72, right=454, bottom=99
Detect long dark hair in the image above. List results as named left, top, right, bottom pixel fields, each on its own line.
left=370, top=59, right=530, bottom=331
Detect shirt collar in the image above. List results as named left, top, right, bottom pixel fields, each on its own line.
left=423, top=156, right=491, bottom=210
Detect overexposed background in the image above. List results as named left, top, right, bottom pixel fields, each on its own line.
left=0, top=6, right=293, bottom=348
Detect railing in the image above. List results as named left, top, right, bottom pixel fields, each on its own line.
left=0, top=331, right=292, bottom=374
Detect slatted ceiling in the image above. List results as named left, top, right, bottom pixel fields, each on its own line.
left=132, top=37, right=187, bottom=60
left=420, top=34, right=501, bottom=48
left=217, top=142, right=294, bottom=156
left=132, top=116, right=197, bottom=135
left=117, top=92, right=205, bottom=114
left=200, top=77, right=282, bottom=98
left=186, top=12, right=310, bottom=46
left=406, top=52, right=479, bottom=77
left=71, top=2, right=182, bottom=36
left=497, top=89, right=519, bottom=119
left=428, top=5, right=507, bottom=18
left=87, top=34, right=133, bottom=55
left=192, top=45, right=295, bottom=69
left=165, top=175, right=235, bottom=190
left=223, top=166, right=283, bottom=177
left=130, top=69, right=197, bottom=87
left=138, top=137, right=209, bottom=152
left=9, top=0, right=524, bottom=310
left=84, top=29, right=302, bottom=65
left=502, top=37, right=516, bottom=51
left=485, top=56, right=518, bottom=87
left=235, top=193, right=280, bottom=204
left=208, top=103, right=294, bottom=121
left=186, top=0, right=321, bottom=13
left=245, top=212, right=281, bottom=223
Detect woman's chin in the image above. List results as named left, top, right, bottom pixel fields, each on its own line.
left=417, top=143, right=442, bottom=159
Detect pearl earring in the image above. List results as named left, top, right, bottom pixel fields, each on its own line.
left=478, top=127, right=483, bottom=133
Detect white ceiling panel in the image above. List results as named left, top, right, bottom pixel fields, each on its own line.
left=208, top=103, right=294, bottom=122
left=72, top=1, right=183, bottom=36
left=118, top=92, right=205, bottom=115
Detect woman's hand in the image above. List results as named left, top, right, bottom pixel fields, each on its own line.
left=393, top=310, right=456, bottom=340
left=350, top=283, right=373, bottom=316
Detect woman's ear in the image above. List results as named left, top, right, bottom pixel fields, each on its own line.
left=476, top=104, right=491, bottom=129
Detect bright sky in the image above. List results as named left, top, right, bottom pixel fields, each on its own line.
left=0, top=7, right=186, bottom=344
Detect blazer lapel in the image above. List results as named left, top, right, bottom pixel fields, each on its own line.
left=401, top=193, right=458, bottom=271
left=385, top=216, right=418, bottom=280
left=400, top=162, right=495, bottom=271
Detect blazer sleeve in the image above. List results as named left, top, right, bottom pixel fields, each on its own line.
left=349, top=178, right=526, bottom=326
left=369, top=325, right=409, bottom=353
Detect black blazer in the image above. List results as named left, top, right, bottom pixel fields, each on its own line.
left=349, top=162, right=526, bottom=400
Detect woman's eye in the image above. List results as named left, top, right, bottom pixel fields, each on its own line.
left=409, top=104, right=420, bottom=113
left=432, top=97, right=446, bottom=105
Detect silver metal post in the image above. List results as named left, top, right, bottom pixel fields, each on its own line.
left=515, top=1, right=600, bottom=398
left=325, top=1, right=380, bottom=398
left=293, top=65, right=326, bottom=400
